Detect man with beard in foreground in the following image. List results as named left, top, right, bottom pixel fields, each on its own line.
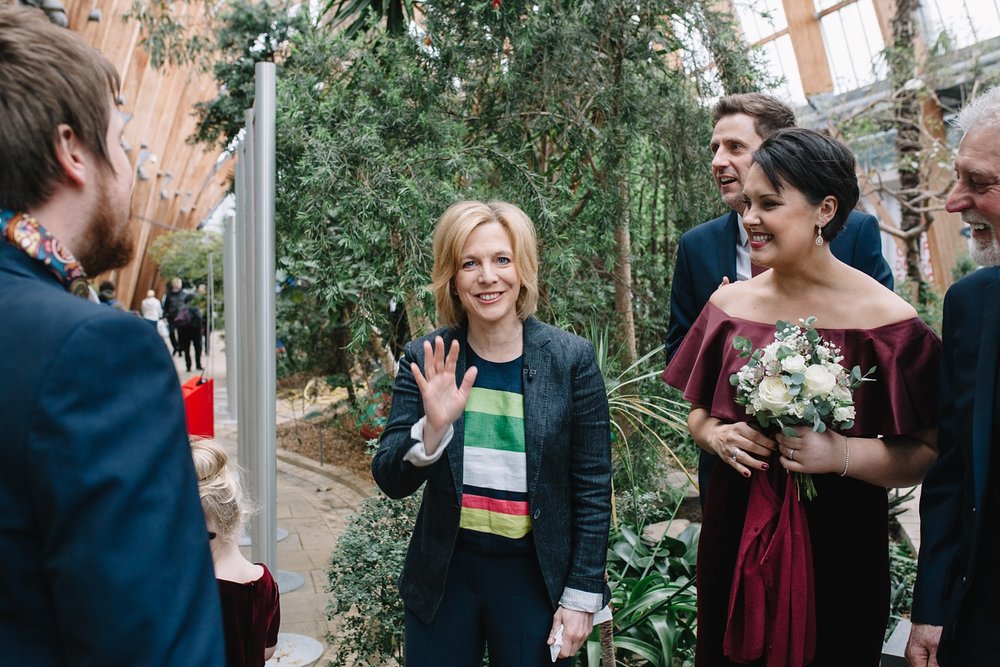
left=907, top=85, right=1000, bottom=666
left=0, top=6, right=224, bottom=665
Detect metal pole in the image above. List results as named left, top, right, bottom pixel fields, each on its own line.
left=206, top=252, right=214, bottom=363
left=222, top=202, right=238, bottom=422
left=251, top=61, right=277, bottom=571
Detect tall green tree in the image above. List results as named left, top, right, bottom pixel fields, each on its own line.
left=183, top=0, right=760, bottom=373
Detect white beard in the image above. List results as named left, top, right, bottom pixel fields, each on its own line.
left=971, top=235, right=1000, bottom=267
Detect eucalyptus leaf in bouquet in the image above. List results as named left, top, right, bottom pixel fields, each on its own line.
left=728, top=317, right=875, bottom=499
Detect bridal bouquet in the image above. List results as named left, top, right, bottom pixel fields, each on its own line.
left=729, top=317, right=875, bottom=500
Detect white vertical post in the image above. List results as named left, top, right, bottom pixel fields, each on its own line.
left=250, top=61, right=277, bottom=570
left=222, top=203, right=238, bottom=421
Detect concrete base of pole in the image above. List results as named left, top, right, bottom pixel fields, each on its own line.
left=264, top=632, right=324, bottom=666
left=275, top=569, right=305, bottom=593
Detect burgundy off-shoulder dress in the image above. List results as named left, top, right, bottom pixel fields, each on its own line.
left=663, top=303, right=940, bottom=667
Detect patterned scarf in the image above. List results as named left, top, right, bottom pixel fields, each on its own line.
left=0, top=209, right=91, bottom=299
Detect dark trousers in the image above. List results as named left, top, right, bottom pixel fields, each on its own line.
left=177, top=326, right=203, bottom=371
left=167, top=321, right=179, bottom=353
left=404, top=546, right=573, bottom=667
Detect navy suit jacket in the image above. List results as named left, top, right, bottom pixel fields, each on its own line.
left=372, top=317, right=612, bottom=623
left=913, top=267, right=1000, bottom=631
left=0, top=243, right=225, bottom=665
left=665, top=209, right=894, bottom=361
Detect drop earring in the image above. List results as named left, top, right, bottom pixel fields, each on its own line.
left=815, top=227, right=824, bottom=247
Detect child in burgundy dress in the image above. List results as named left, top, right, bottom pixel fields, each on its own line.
left=192, top=439, right=280, bottom=667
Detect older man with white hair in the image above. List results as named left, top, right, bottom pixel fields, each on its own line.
left=907, top=85, right=1000, bottom=666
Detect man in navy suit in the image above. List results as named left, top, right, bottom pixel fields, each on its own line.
left=0, top=6, right=224, bottom=665
left=907, top=86, right=1000, bottom=667
left=664, top=93, right=893, bottom=501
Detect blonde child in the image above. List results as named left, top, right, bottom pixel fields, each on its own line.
left=192, top=439, right=280, bottom=666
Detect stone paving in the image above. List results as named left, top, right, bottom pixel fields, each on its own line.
left=170, top=331, right=375, bottom=665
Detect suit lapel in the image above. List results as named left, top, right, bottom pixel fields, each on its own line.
left=972, top=270, right=1000, bottom=504
left=522, top=318, right=550, bottom=501
left=721, top=211, right=740, bottom=282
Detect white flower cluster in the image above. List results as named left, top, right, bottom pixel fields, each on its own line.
left=729, top=318, right=871, bottom=435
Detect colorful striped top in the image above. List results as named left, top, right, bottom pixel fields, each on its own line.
left=458, top=350, right=532, bottom=553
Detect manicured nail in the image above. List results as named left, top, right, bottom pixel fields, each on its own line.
left=761, top=463, right=769, bottom=470
left=743, top=471, right=751, bottom=477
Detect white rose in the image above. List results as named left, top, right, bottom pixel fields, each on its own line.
left=780, top=354, right=807, bottom=374
left=803, top=364, right=837, bottom=398
left=834, top=406, right=856, bottom=422
left=831, top=385, right=851, bottom=401
left=758, top=376, right=793, bottom=413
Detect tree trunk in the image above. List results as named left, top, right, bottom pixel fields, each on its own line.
left=389, top=226, right=434, bottom=338
left=890, top=0, right=928, bottom=303
left=609, top=28, right=637, bottom=367
left=614, top=206, right=638, bottom=366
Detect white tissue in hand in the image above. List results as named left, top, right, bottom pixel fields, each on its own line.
left=550, top=624, right=564, bottom=663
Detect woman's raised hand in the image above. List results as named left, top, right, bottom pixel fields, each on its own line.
left=411, top=337, right=478, bottom=450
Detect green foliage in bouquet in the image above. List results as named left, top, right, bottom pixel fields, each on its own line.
left=729, top=317, right=875, bottom=499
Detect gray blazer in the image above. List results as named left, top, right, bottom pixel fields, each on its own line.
left=372, top=316, right=612, bottom=623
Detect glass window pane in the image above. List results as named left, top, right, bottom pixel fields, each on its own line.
left=821, top=0, right=887, bottom=92
left=735, top=0, right=789, bottom=43
left=919, top=0, right=1000, bottom=50
left=758, top=34, right=806, bottom=105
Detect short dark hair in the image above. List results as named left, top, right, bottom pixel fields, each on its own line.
left=713, top=93, right=796, bottom=140
left=0, top=5, right=121, bottom=211
left=752, top=128, right=860, bottom=241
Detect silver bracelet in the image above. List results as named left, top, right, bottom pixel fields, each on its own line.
left=839, top=434, right=850, bottom=477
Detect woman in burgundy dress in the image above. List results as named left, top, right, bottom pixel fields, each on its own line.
left=664, top=128, right=939, bottom=667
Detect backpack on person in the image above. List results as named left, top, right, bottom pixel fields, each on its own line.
left=173, top=304, right=192, bottom=327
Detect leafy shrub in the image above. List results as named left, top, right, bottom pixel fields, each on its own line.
left=326, top=492, right=419, bottom=666
left=581, top=523, right=699, bottom=666
left=887, top=537, right=918, bottom=642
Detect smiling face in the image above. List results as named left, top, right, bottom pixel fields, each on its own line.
left=453, top=221, right=522, bottom=334
left=741, top=163, right=834, bottom=270
left=946, top=128, right=1000, bottom=267
left=710, top=113, right=764, bottom=213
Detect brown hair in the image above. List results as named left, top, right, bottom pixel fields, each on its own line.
left=430, top=200, right=539, bottom=329
left=712, top=93, right=796, bottom=140
left=0, top=4, right=122, bottom=211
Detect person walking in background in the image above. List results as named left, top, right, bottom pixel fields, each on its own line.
left=663, top=129, right=938, bottom=666
left=163, top=276, right=186, bottom=356
left=907, top=85, right=1000, bottom=667
left=373, top=200, right=612, bottom=665
left=664, top=93, right=894, bottom=504
left=0, top=5, right=224, bottom=665
left=97, top=279, right=121, bottom=308
left=141, top=288, right=163, bottom=329
left=192, top=439, right=280, bottom=667
left=176, top=292, right=205, bottom=372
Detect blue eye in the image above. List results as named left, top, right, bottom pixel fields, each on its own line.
left=497, top=257, right=511, bottom=265
left=462, top=260, right=477, bottom=269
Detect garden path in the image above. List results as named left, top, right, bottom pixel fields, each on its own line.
left=172, top=332, right=376, bottom=666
